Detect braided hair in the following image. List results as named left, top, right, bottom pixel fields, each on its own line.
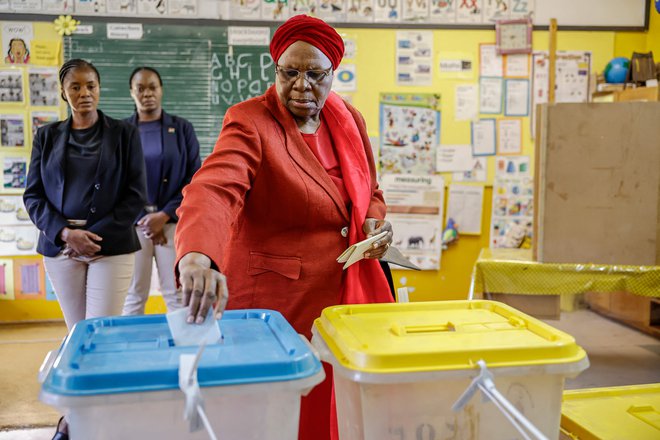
left=59, top=59, right=101, bottom=102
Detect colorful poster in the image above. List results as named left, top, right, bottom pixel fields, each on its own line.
left=289, top=0, right=315, bottom=15
left=483, top=0, right=509, bottom=22
left=13, top=256, right=46, bottom=299
left=490, top=163, right=533, bottom=249
left=379, top=93, right=441, bottom=175
left=382, top=174, right=444, bottom=270
left=3, top=155, right=28, bottom=190
left=137, top=0, right=169, bottom=14
left=31, top=111, right=59, bottom=138
left=2, top=22, right=32, bottom=65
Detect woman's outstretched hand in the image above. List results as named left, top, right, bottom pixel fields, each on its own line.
left=178, top=252, right=229, bottom=324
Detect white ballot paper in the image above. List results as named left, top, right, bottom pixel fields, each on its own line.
left=167, top=308, right=222, bottom=347
left=337, top=230, right=388, bottom=270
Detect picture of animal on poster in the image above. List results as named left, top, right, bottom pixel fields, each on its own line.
left=389, top=217, right=441, bottom=269
left=380, top=104, right=439, bottom=175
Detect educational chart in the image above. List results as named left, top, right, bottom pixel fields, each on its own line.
left=382, top=174, right=444, bottom=270
left=379, top=93, right=440, bottom=175
left=490, top=155, right=533, bottom=248
left=531, top=51, right=591, bottom=136
left=3, top=0, right=538, bottom=24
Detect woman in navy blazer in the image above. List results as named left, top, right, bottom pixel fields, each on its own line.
left=122, top=67, right=201, bottom=315
left=24, top=59, right=146, bottom=440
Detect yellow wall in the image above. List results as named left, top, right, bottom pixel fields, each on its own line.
left=335, top=26, right=648, bottom=301
left=1, top=6, right=658, bottom=320
left=648, top=0, right=660, bottom=55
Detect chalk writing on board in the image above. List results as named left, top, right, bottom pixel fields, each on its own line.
left=210, top=52, right=274, bottom=106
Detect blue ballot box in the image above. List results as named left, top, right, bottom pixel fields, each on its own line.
left=39, top=310, right=324, bottom=440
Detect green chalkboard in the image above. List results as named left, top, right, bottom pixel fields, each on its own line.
left=64, top=23, right=276, bottom=158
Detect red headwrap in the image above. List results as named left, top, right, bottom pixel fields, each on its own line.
left=270, top=15, right=345, bottom=69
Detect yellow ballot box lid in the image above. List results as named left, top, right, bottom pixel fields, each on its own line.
left=313, top=300, right=588, bottom=374
left=561, top=384, right=660, bottom=440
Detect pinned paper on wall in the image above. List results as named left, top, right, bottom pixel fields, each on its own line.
left=479, top=77, right=503, bottom=114
left=495, top=155, right=531, bottom=177
left=379, top=93, right=441, bottom=176
left=382, top=174, right=444, bottom=270
left=396, top=31, right=433, bottom=86
left=0, top=69, right=24, bottom=103
left=456, top=0, right=482, bottom=23
left=2, top=154, right=29, bottom=193
left=0, top=259, right=14, bottom=300
left=454, top=84, right=478, bottom=121
left=447, top=184, right=484, bottom=235
left=13, top=257, right=45, bottom=299
left=438, top=52, right=474, bottom=79
left=28, top=67, right=60, bottom=106
left=504, top=53, right=530, bottom=78
left=453, top=157, right=487, bottom=183
left=29, top=39, right=61, bottom=66
left=332, top=63, right=357, bottom=92
left=436, top=145, right=473, bottom=173
left=471, top=119, right=496, bottom=156
left=497, top=118, right=522, bottom=155
left=479, top=44, right=503, bottom=77
left=504, top=78, right=529, bottom=116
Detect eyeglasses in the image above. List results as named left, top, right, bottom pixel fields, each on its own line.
left=275, top=65, right=333, bottom=85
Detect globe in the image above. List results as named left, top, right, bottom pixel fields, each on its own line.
left=604, top=57, right=630, bottom=84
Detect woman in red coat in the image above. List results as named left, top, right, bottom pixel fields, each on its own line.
left=175, top=15, right=393, bottom=440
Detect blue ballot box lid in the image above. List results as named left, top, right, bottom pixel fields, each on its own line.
left=41, top=310, right=322, bottom=396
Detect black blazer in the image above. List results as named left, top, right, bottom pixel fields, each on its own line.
left=125, top=111, right=201, bottom=222
left=24, top=111, right=147, bottom=257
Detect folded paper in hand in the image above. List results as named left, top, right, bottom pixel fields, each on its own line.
left=337, top=231, right=388, bottom=269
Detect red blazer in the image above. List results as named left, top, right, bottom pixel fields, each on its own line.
left=175, top=86, right=385, bottom=338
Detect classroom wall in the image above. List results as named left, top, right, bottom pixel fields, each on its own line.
left=1, top=4, right=659, bottom=320
left=338, top=27, right=630, bottom=301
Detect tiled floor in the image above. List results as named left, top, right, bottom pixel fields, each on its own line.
left=0, top=309, right=658, bottom=439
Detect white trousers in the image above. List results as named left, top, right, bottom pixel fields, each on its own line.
left=44, top=253, right=136, bottom=331
left=122, top=223, right=181, bottom=315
